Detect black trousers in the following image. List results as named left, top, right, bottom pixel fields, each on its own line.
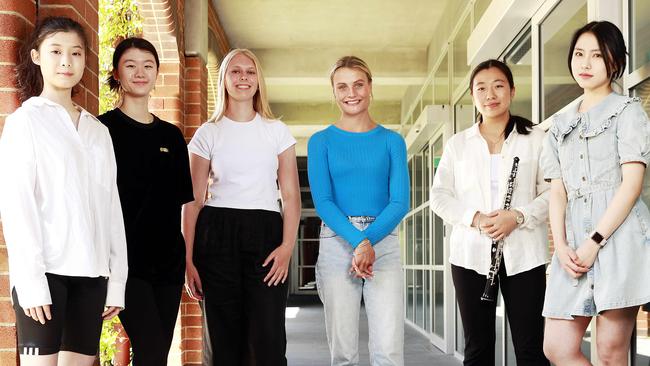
left=118, top=277, right=183, bottom=366
left=194, top=206, right=288, bottom=366
left=451, top=263, right=549, bottom=366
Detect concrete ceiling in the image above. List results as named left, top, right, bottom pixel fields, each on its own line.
left=210, top=0, right=452, bottom=154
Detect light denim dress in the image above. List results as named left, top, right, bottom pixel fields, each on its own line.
left=541, top=92, right=650, bottom=319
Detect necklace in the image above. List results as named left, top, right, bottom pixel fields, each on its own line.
left=484, top=134, right=504, bottom=147
left=479, top=121, right=506, bottom=152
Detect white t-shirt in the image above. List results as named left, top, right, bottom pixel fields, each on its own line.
left=188, top=113, right=296, bottom=212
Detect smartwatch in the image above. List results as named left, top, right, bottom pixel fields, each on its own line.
left=590, top=231, right=607, bottom=247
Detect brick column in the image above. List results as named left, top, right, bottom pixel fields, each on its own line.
left=180, top=292, right=203, bottom=365
left=177, top=56, right=207, bottom=366
left=183, top=56, right=207, bottom=140
left=0, top=1, right=99, bottom=365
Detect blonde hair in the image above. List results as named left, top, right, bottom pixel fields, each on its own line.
left=208, top=48, right=275, bottom=122
left=329, top=56, right=373, bottom=86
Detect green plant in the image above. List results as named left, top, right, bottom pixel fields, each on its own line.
left=98, top=316, right=121, bottom=365
left=99, top=0, right=143, bottom=114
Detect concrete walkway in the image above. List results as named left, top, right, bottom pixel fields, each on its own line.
left=286, top=296, right=462, bottom=366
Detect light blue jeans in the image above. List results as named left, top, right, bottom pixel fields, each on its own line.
left=316, top=216, right=404, bottom=366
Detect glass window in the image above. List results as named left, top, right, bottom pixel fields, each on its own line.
left=473, top=0, right=492, bottom=27
left=406, top=269, right=414, bottom=322
left=404, top=216, right=413, bottom=265
left=502, top=25, right=533, bottom=122
left=416, top=270, right=424, bottom=328
left=424, top=270, right=431, bottom=332
left=423, top=80, right=434, bottom=108
left=433, top=136, right=445, bottom=266
left=632, top=77, right=650, bottom=116
left=630, top=0, right=650, bottom=70
left=423, top=145, right=431, bottom=203
left=540, top=0, right=587, bottom=120
left=453, top=18, right=472, bottom=92
left=414, top=154, right=423, bottom=207
left=455, top=89, right=474, bottom=133
left=409, top=158, right=415, bottom=209
left=424, top=209, right=430, bottom=266
left=415, top=210, right=423, bottom=265
left=435, top=52, right=450, bottom=105
left=456, top=303, right=465, bottom=354
left=434, top=270, right=445, bottom=337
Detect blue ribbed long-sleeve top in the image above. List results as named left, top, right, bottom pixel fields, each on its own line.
left=307, top=124, right=410, bottom=248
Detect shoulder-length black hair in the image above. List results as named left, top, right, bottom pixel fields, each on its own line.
left=16, top=17, right=88, bottom=102
left=469, top=59, right=533, bottom=136
left=107, top=37, right=160, bottom=92
left=567, top=21, right=627, bottom=82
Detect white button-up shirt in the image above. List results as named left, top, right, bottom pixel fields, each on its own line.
left=0, top=97, right=128, bottom=309
left=430, top=123, right=550, bottom=276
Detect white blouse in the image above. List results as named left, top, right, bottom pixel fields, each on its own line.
left=430, top=123, right=550, bottom=276
left=0, top=97, right=128, bottom=309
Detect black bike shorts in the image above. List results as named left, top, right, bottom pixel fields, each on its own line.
left=12, top=273, right=108, bottom=356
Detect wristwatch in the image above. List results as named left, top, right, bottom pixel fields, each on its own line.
left=589, top=231, right=607, bottom=247
left=514, top=210, right=524, bottom=225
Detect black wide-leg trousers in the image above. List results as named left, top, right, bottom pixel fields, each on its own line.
left=194, top=206, right=288, bottom=366
left=452, top=262, right=549, bottom=366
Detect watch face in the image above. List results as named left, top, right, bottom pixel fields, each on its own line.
left=516, top=215, right=524, bottom=224
left=591, top=231, right=604, bottom=244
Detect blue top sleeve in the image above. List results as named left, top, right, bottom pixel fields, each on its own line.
left=307, top=132, right=367, bottom=247
left=363, top=133, right=410, bottom=244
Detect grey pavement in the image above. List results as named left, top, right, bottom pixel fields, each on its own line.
left=286, top=296, right=462, bottom=366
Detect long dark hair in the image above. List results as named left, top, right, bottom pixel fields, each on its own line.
left=469, top=59, right=533, bottom=136
left=16, top=17, right=88, bottom=102
left=567, top=21, right=626, bottom=82
left=107, top=37, right=160, bottom=92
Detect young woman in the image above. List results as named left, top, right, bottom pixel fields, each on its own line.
left=541, top=21, right=650, bottom=365
left=430, top=59, right=549, bottom=365
left=0, top=17, right=127, bottom=366
left=183, top=48, right=300, bottom=365
left=98, top=37, right=194, bottom=366
left=308, top=56, right=410, bottom=366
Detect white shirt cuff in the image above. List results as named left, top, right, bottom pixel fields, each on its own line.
left=15, top=278, right=51, bottom=309
left=462, top=209, right=479, bottom=227
left=105, top=280, right=126, bottom=309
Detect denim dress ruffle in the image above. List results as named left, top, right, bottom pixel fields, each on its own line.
left=540, top=92, right=650, bottom=319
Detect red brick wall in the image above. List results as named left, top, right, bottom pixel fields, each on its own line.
left=140, top=0, right=186, bottom=132
left=183, top=56, right=207, bottom=141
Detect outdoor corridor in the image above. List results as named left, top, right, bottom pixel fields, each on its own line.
left=285, top=296, right=461, bottom=366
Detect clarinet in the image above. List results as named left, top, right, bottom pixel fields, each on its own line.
left=481, top=156, right=519, bottom=302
